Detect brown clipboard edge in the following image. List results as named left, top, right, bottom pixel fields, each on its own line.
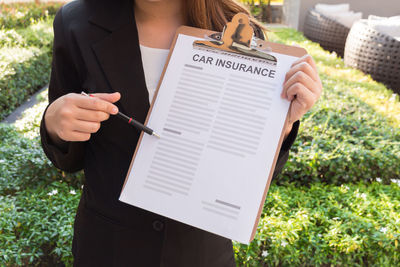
left=121, top=25, right=307, bottom=244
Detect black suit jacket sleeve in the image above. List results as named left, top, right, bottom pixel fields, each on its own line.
left=40, top=9, right=86, bottom=173
left=273, top=120, right=299, bottom=180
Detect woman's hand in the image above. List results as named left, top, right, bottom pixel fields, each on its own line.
left=44, top=92, right=120, bottom=146
left=281, top=55, right=322, bottom=136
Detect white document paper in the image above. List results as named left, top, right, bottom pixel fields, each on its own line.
left=120, top=34, right=300, bottom=244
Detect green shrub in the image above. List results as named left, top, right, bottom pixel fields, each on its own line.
left=0, top=20, right=55, bottom=48
left=280, top=81, right=400, bottom=185
left=0, top=28, right=24, bottom=47
left=0, top=91, right=83, bottom=266
left=0, top=181, right=80, bottom=266
left=0, top=46, right=52, bottom=120
left=0, top=2, right=63, bottom=29
left=0, top=18, right=53, bottom=121
left=234, top=182, right=400, bottom=266
left=0, top=122, right=84, bottom=195
left=0, top=18, right=54, bottom=49
left=268, top=29, right=400, bottom=185
left=0, top=5, right=54, bottom=121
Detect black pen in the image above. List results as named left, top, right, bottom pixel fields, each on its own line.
left=81, top=91, right=160, bottom=138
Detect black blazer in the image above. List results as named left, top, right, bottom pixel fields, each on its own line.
left=40, top=0, right=299, bottom=266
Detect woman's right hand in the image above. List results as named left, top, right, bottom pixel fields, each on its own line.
left=44, top=92, right=120, bottom=146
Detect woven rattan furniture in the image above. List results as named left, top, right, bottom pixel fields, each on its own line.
left=303, top=9, right=350, bottom=57
left=344, top=20, right=400, bottom=93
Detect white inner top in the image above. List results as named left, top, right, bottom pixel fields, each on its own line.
left=139, top=44, right=170, bottom=102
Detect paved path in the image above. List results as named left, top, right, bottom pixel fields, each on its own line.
left=2, top=85, right=48, bottom=124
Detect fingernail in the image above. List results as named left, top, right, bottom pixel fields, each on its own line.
left=112, top=107, right=118, bottom=114
left=89, top=94, right=94, bottom=97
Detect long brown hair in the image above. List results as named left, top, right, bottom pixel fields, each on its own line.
left=183, top=0, right=266, bottom=38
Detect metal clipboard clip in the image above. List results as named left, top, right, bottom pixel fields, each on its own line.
left=193, top=13, right=277, bottom=65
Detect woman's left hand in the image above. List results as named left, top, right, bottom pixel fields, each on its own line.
left=281, top=54, right=322, bottom=135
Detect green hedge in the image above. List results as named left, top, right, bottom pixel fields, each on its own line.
left=0, top=118, right=83, bottom=265
left=0, top=2, right=63, bottom=29
left=0, top=46, right=52, bottom=121
left=0, top=19, right=54, bottom=48
left=281, top=79, right=400, bottom=185
left=0, top=2, right=58, bottom=121
left=271, top=29, right=400, bottom=185
left=0, top=90, right=83, bottom=266
left=0, top=181, right=80, bottom=266
left=0, top=17, right=54, bottom=121
left=0, top=124, right=83, bottom=196
left=234, top=182, right=400, bottom=266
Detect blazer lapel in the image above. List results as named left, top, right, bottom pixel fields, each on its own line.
left=89, top=1, right=150, bottom=123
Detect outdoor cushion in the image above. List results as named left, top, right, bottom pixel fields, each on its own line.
left=367, top=15, right=400, bottom=41
left=329, top=11, right=362, bottom=28
left=315, top=3, right=350, bottom=16
left=314, top=4, right=361, bottom=28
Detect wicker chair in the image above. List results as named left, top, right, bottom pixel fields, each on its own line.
left=344, top=20, right=400, bottom=93
left=303, top=9, right=350, bottom=57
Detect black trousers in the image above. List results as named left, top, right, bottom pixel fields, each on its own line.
left=72, top=199, right=237, bottom=267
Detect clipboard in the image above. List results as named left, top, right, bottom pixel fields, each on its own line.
left=120, top=13, right=307, bottom=244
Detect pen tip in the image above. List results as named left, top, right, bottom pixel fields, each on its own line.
left=152, top=132, right=161, bottom=139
